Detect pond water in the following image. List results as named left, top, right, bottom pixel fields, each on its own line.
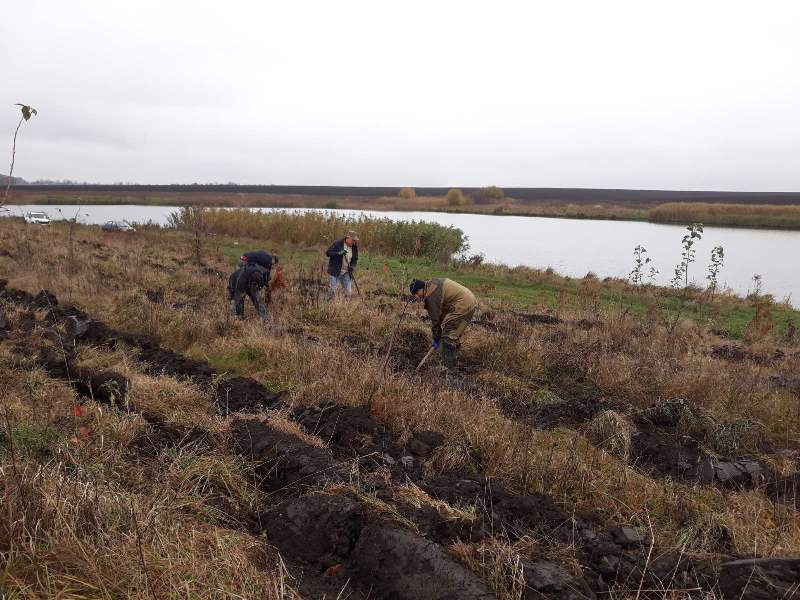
left=3, top=204, right=798, bottom=306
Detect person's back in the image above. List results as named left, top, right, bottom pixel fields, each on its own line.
left=413, top=277, right=477, bottom=369
left=440, top=278, right=476, bottom=315
left=228, top=250, right=275, bottom=319
left=241, top=250, right=274, bottom=270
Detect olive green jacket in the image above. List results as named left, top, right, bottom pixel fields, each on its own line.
left=423, top=278, right=477, bottom=340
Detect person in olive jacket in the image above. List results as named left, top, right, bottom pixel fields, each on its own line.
left=326, top=230, right=359, bottom=297
left=410, top=277, right=477, bottom=369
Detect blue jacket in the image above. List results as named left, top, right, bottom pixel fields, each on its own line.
left=325, top=238, right=358, bottom=277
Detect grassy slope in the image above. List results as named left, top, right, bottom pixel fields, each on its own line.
left=3, top=220, right=800, bottom=597
left=221, top=242, right=800, bottom=340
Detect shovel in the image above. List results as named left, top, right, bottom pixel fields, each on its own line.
left=415, top=345, right=438, bottom=372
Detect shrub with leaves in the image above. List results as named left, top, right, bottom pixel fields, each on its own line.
left=629, top=245, right=651, bottom=285
left=446, top=188, right=467, bottom=207
left=671, top=222, right=703, bottom=288
left=706, top=245, right=724, bottom=297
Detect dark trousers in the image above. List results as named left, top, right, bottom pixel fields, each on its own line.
left=228, top=267, right=267, bottom=318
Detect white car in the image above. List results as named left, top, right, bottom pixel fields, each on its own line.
left=24, top=211, right=51, bottom=224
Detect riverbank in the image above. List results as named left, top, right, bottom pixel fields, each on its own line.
left=7, top=188, right=800, bottom=229
left=2, top=218, right=800, bottom=597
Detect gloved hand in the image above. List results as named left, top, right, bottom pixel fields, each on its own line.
left=431, top=339, right=441, bottom=350
left=347, top=266, right=354, bottom=275
left=338, top=248, right=347, bottom=255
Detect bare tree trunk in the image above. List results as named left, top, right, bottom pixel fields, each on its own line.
left=2, top=117, right=24, bottom=206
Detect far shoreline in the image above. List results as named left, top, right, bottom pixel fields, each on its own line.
left=5, top=188, right=800, bottom=231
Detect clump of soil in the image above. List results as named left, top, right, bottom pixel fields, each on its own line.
left=711, top=344, right=784, bottom=365
left=718, top=558, right=800, bottom=600
left=630, top=429, right=763, bottom=488
left=516, top=312, right=562, bottom=325
left=390, top=328, right=432, bottom=371
left=38, top=348, right=130, bottom=406
left=215, top=376, right=282, bottom=414
left=293, top=403, right=383, bottom=455
left=131, top=417, right=210, bottom=459
left=262, top=495, right=365, bottom=570
left=232, top=418, right=344, bottom=491
left=352, top=524, right=495, bottom=600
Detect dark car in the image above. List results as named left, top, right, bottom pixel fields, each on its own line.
left=101, top=220, right=136, bottom=232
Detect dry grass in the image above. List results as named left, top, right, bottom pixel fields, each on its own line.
left=650, top=201, right=800, bottom=228
left=2, top=217, right=800, bottom=595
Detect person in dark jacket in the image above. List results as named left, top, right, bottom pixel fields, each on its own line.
left=228, top=250, right=278, bottom=318
left=410, top=277, right=477, bottom=369
left=325, top=231, right=358, bottom=297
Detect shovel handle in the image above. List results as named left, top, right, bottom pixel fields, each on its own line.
left=415, top=345, right=438, bottom=372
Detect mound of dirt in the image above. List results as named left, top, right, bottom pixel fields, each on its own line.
left=232, top=419, right=343, bottom=491
left=407, top=430, right=444, bottom=458
left=294, top=403, right=382, bottom=455
left=630, top=429, right=764, bottom=488
left=353, top=524, right=495, bottom=600
left=517, top=312, right=562, bottom=325
left=215, top=376, right=282, bottom=414
left=423, top=472, right=576, bottom=537
left=711, top=344, right=784, bottom=365
left=37, top=348, right=129, bottom=406
left=390, top=328, right=432, bottom=371
left=74, top=371, right=129, bottom=405
left=131, top=420, right=210, bottom=458
left=520, top=559, right=596, bottom=600
left=718, top=558, right=800, bottom=599
left=262, top=495, right=364, bottom=570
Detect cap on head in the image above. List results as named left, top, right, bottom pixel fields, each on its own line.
left=409, top=279, right=426, bottom=295
left=346, top=230, right=359, bottom=242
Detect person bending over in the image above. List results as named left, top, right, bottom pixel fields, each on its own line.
left=410, top=277, right=477, bottom=369
left=228, top=250, right=278, bottom=318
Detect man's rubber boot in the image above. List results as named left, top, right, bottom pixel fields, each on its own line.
left=442, top=342, right=458, bottom=370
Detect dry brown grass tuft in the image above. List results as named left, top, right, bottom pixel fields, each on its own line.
left=582, top=410, right=634, bottom=460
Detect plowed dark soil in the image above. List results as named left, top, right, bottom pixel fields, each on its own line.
left=3, top=282, right=798, bottom=599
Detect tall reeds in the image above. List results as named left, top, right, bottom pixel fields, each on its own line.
left=650, top=202, right=800, bottom=228
left=167, top=207, right=468, bottom=261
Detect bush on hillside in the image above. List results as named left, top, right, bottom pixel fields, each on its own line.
left=167, top=207, right=467, bottom=262
left=446, top=189, right=467, bottom=207
left=398, top=187, right=416, bottom=200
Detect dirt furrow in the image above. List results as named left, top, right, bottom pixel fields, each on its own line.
left=4, top=283, right=800, bottom=599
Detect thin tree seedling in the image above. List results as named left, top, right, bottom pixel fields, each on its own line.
left=3, top=104, right=37, bottom=207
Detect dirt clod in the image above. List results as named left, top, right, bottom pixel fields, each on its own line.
left=262, top=495, right=364, bottom=569
left=718, top=557, right=800, bottom=599
left=352, top=524, right=496, bottom=600
left=520, top=559, right=596, bottom=600
left=232, top=419, right=342, bottom=491
left=215, top=376, right=282, bottom=414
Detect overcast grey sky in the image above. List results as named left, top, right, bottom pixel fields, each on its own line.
left=3, top=0, right=799, bottom=189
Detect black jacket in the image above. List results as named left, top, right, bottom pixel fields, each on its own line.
left=241, top=250, right=273, bottom=269
left=228, top=263, right=269, bottom=299
left=240, top=250, right=273, bottom=280
left=325, top=238, right=358, bottom=277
